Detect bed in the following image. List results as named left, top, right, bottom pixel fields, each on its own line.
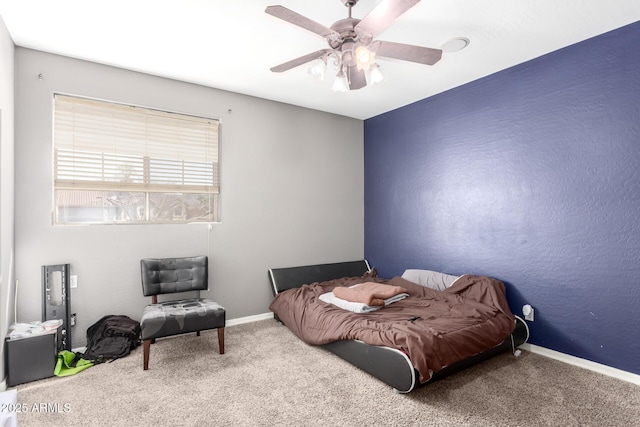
left=268, top=260, right=529, bottom=393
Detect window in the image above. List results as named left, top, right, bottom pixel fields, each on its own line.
left=53, top=94, right=219, bottom=224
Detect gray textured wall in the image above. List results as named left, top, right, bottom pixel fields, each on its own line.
left=0, top=15, right=15, bottom=386
left=14, top=48, right=364, bottom=347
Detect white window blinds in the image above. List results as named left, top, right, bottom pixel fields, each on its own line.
left=53, top=94, right=219, bottom=194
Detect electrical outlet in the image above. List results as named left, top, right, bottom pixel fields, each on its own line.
left=70, top=275, right=78, bottom=288
left=523, top=304, right=534, bottom=321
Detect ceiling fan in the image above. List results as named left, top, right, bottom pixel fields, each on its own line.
left=265, top=0, right=443, bottom=92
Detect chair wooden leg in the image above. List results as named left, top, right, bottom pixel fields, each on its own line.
left=143, top=339, right=151, bottom=370
left=196, top=330, right=200, bottom=337
left=217, top=327, right=225, bottom=354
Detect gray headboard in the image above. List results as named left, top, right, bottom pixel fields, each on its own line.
left=268, top=260, right=371, bottom=296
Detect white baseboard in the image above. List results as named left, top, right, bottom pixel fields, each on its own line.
left=226, top=312, right=273, bottom=327
left=0, top=379, right=6, bottom=392
left=520, top=343, right=640, bottom=386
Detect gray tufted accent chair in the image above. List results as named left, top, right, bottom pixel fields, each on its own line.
left=140, top=256, right=225, bottom=370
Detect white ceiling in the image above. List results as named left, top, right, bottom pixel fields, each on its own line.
left=1, top=0, right=639, bottom=120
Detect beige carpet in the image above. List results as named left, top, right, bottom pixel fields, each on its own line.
left=15, top=319, right=640, bottom=427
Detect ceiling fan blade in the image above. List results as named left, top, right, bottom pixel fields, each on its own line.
left=376, top=40, right=442, bottom=65
left=355, top=0, right=421, bottom=39
left=347, top=66, right=367, bottom=90
left=270, top=49, right=332, bottom=73
left=266, top=5, right=339, bottom=38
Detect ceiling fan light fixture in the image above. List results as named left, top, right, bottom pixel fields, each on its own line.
left=308, top=58, right=327, bottom=81
left=369, top=63, right=384, bottom=84
left=332, top=70, right=349, bottom=92
left=355, top=45, right=376, bottom=71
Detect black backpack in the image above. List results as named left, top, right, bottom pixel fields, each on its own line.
left=82, top=315, right=141, bottom=363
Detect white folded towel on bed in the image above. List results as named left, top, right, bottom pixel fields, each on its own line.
left=319, top=288, right=409, bottom=313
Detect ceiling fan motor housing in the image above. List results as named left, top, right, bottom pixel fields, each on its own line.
left=329, top=18, right=361, bottom=49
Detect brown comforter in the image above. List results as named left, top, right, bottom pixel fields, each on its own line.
left=269, top=274, right=516, bottom=383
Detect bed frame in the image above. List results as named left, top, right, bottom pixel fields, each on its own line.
left=268, top=260, right=529, bottom=393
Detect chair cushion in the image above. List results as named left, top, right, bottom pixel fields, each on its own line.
left=140, top=298, right=226, bottom=341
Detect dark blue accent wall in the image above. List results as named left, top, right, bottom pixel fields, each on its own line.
left=364, top=21, right=640, bottom=375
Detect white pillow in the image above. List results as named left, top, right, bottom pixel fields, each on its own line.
left=401, top=269, right=461, bottom=291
